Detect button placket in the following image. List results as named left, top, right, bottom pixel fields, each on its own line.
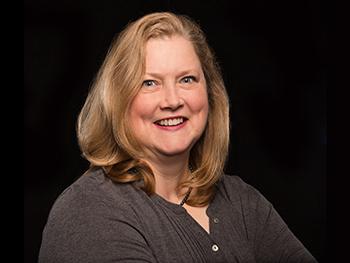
left=208, top=211, right=221, bottom=255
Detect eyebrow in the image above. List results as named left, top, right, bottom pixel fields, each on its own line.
left=144, top=69, right=199, bottom=79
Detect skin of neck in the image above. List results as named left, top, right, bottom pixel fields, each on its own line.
left=143, top=151, right=191, bottom=204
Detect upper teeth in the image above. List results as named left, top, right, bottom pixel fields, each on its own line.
left=158, top=117, right=184, bottom=126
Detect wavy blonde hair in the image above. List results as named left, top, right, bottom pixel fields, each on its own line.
left=77, top=12, right=230, bottom=206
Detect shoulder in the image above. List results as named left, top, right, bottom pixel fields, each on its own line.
left=49, top=167, right=117, bottom=207
left=215, top=174, right=272, bottom=209
left=217, top=174, right=264, bottom=198
left=44, top=167, right=139, bottom=229
left=39, top=168, right=147, bottom=262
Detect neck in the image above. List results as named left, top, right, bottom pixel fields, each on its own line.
left=143, top=152, right=191, bottom=204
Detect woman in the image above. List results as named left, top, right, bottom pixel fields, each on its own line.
left=39, top=12, right=317, bottom=262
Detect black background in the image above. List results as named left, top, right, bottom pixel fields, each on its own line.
left=24, top=0, right=327, bottom=262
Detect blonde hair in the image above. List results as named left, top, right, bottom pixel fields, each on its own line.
left=77, top=12, right=230, bottom=206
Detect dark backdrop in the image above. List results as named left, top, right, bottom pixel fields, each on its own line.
left=24, top=0, right=327, bottom=262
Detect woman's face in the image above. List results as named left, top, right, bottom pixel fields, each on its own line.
left=129, top=35, right=209, bottom=158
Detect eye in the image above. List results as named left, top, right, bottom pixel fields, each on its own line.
left=180, top=76, right=197, bottom=84
left=142, top=80, right=157, bottom=87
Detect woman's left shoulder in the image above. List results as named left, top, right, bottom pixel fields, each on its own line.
left=216, top=174, right=255, bottom=193
left=215, top=174, right=269, bottom=205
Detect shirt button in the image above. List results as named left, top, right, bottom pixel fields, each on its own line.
left=213, top=217, right=219, bottom=224
left=212, top=244, right=219, bottom=252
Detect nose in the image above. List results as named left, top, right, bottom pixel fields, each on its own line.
left=159, top=82, right=184, bottom=111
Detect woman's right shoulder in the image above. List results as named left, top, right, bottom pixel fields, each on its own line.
left=39, top=168, right=149, bottom=262
left=51, top=168, right=108, bottom=204
left=46, top=167, right=134, bottom=223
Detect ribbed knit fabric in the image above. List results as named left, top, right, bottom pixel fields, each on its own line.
left=39, top=167, right=317, bottom=263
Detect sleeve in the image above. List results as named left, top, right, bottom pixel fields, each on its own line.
left=244, top=184, right=318, bottom=263
left=38, top=185, right=157, bottom=263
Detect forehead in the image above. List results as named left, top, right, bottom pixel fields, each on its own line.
left=144, top=36, right=202, bottom=73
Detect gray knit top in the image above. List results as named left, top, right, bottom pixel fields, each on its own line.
left=39, top=167, right=317, bottom=262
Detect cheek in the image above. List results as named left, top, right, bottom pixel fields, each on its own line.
left=129, top=97, right=144, bottom=127
left=129, top=94, right=155, bottom=125
left=189, top=89, right=209, bottom=117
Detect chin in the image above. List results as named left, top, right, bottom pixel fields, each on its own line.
left=157, top=146, right=191, bottom=157
left=152, top=138, right=198, bottom=157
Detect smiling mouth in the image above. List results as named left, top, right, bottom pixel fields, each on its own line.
left=154, top=117, right=188, bottom=127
